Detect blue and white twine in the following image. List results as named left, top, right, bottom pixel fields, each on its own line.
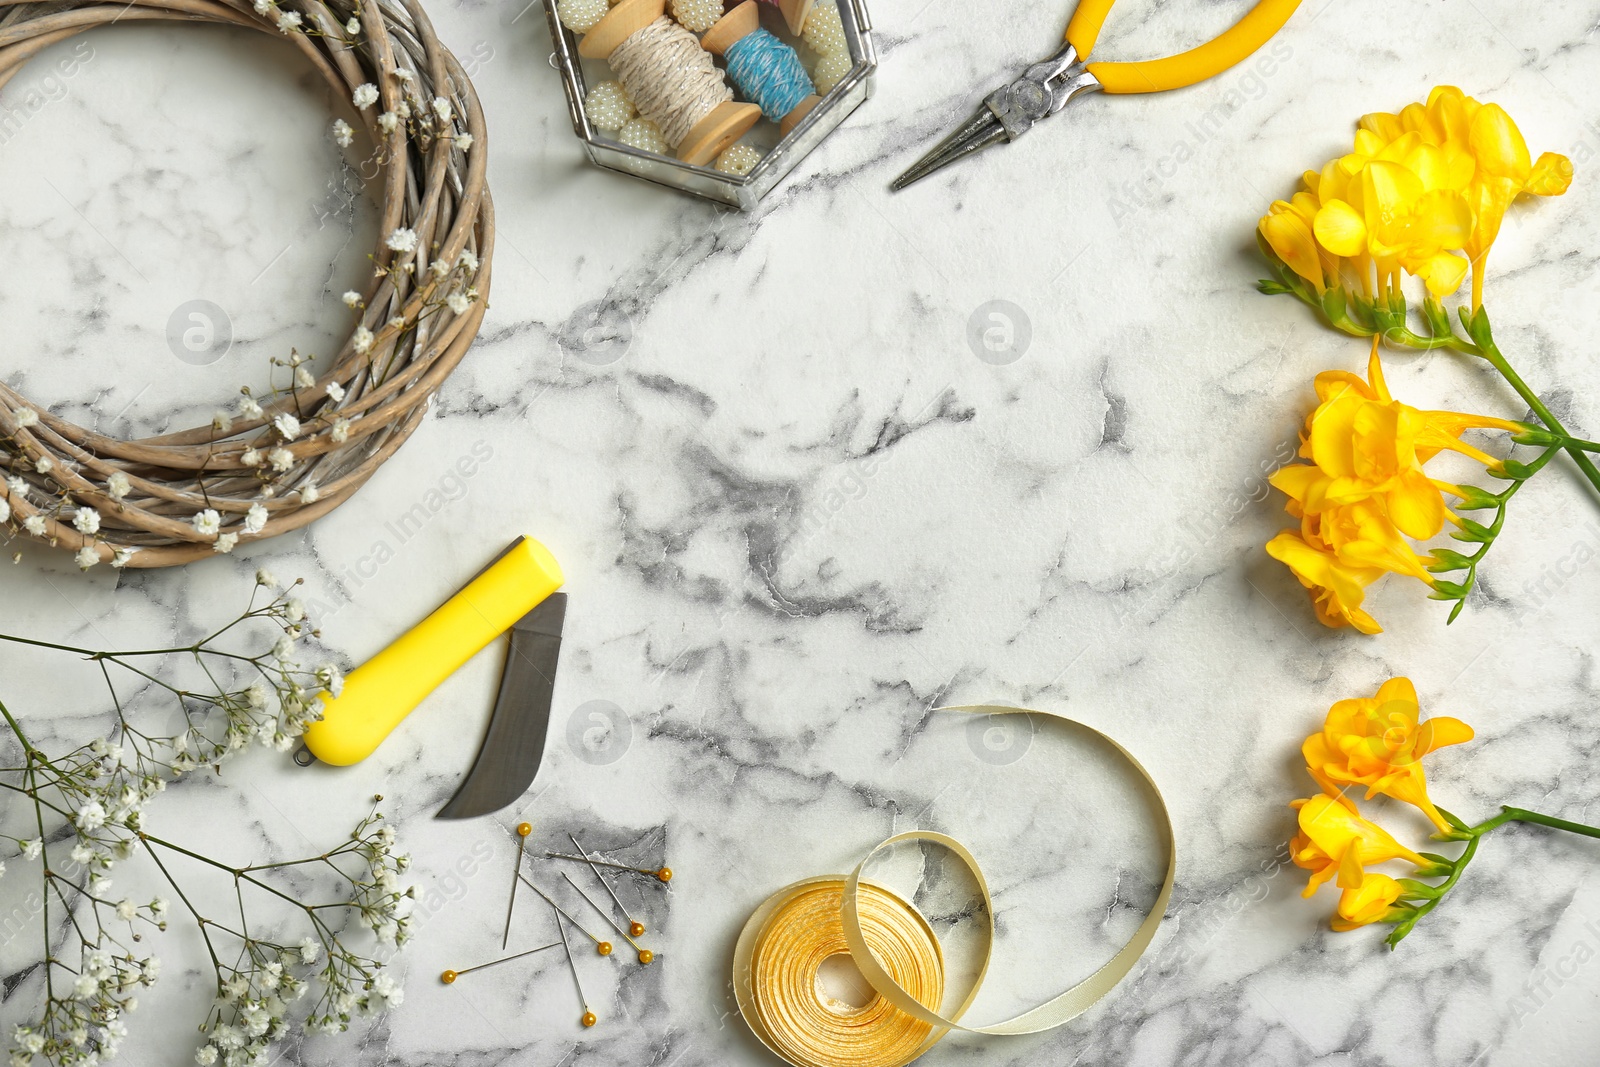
left=723, top=28, right=812, bottom=122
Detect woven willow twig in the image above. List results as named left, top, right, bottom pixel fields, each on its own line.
left=0, top=0, right=492, bottom=567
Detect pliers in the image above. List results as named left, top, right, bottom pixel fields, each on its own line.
left=892, top=0, right=1303, bottom=190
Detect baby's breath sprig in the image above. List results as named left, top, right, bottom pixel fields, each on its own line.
left=0, top=581, right=410, bottom=1067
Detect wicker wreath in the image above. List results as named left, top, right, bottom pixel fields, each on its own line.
left=0, top=0, right=491, bottom=568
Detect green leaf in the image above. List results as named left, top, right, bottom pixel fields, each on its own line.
left=1427, top=549, right=1474, bottom=572
left=1451, top=485, right=1502, bottom=510
left=1320, top=286, right=1348, bottom=322
left=1451, top=518, right=1496, bottom=543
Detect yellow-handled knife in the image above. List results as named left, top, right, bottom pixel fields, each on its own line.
left=301, top=536, right=564, bottom=768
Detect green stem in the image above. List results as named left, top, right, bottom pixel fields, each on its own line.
left=1479, top=340, right=1600, bottom=500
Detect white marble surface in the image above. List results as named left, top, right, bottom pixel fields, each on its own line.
left=3, top=0, right=1600, bottom=1064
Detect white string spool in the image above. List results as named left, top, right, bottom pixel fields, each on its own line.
left=609, top=17, right=729, bottom=147
left=579, top=0, right=760, bottom=165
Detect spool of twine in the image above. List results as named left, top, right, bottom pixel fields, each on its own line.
left=608, top=16, right=732, bottom=148
left=723, top=27, right=812, bottom=121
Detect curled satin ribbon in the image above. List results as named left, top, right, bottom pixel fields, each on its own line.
left=732, top=705, right=1176, bottom=1067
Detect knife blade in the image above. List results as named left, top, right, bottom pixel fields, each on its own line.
left=436, top=592, right=567, bottom=819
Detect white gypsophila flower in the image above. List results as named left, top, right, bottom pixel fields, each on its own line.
left=241, top=448, right=263, bottom=468
left=252, top=0, right=270, bottom=12
left=73, top=507, right=100, bottom=535
left=300, top=483, right=320, bottom=504
left=430, top=258, right=450, bottom=279
left=286, top=599, right=305, bottom=623
left=196, top=1043, right=218, bottom=1065
left=431, top=97, right=452, bottom=123
left=74, top=800, right=108, bottom=831
left=6, top=475, right=26, bottom=499
left=378, top=111, right=399, bottom=134
left=372, top=972, right=403, bottom=1006
left=107, top=469, right=131, bottom=500
left=71, top=843, right=94, bottom=865
left=276, top=9, right=301, bottom=32
left=21, top=839, right=41, bottom=861
left=454, top=133, right=474, bottom=153
left=294, top=367, right=315, bottom=390
left=458, top=249, right=479, bottom=272
left=213, top=533, right=239, bottom=555
left=73, top=974, right=98, bottom=999
left=192, top=509, right=221, bottom=537
left=352, top=83, right=379, bottom=109
left=151, top=898, right=168, bottom=919
left=326, top=380, right=346, bottom=402
left=23, top=514, right=46, bottom=536
left=332, top=118, right=354, bottom=148
left=213, top=411, right=234, bottom=433
left=447, top=292, right=472, bottom=316
left=345, top=15, right=360, bottom=33
left=315, top=664, right=343, bottom=697
left=255, top=568, right=278, bottom=589
left=116, top=899, right=136, bottom=921
left=268, top=448, right=294, bottom=473
left=244, top=503, right=268, bottom=534
left=33, top=456, right=51, bottom=474
left=297, top=937, right=320, bottom=964
left=111, top=546, right=136, bottom=568
left=331, top=418, right=351, bottom=444
left=239, top=395, right=264, bottom=420
left=341, top=290, right=361, bottom=308
left=273, top=636, right=295, bottom=662
left=0, top=497, right=9, bottom=524
left=352, top=326, right=375, bottom=354
left=75, top=546, right=99, bottom=570
left=14, top=407, right=38, bottom=429
left=385, top=228, right=418, bottom=253
left=272, top=413, right=301, bottom=441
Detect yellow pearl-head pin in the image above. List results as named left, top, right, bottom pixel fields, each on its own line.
left=517, top=822, right=533, bottom=837
left=598, top=941, right=613, bottom=956
left=656, top=867, right=673, bottom=883
left=440, top=969, right=458, bottom=984
left=629, top=921, right=646, bottom=937
left=581, top=1011, right=598, bottom=1028
left=638, top=949, right=655, bottom=965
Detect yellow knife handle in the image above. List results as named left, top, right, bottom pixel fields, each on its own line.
left=302, top=537, right=565, bottom=766
left=1074, top=0, right=1301, bottom=95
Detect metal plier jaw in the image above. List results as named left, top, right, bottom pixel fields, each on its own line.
left=891, top=41, right=1102, bottom=190
left=984, top=41, right=1101, bottom=141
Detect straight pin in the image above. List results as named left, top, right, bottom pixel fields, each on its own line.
left=502, top=822, right=533, bottom=949
left=545, top=851, right=672, bottom=883
left=562, top=872, right=655, bottom=965
left=570, top=832, right=646, bottom=936
left=440, top=941, right=559, bottom=984
left=550, top=897, right=598, bottom=1028
left=520, top=874, right=614, bottom=957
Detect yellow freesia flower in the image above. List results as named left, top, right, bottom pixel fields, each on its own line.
left=1290, top=794, right=1429, bottom=896
left=1330, top=867, right=1405, bottom=931
left=1359, top=86, right=1573, bottom=308
left=1265, top=530, right=1385, bottom=634
left=1260, top=86, right=1571, bottom=308
left=1266, top=341, right=1529, bottom=631
left=1303, top=677, right=1474, bottom=833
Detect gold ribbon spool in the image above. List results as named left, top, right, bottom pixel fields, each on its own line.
left=732, top=705, right=1176, bottom=1067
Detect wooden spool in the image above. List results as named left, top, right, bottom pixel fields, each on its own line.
left=701, top=1, right=820, bottom=137
left=580, top=0, right=760, bottom=166
left=771, top=0, right=814, bottom=37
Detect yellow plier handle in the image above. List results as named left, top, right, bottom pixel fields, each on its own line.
left=1067, top=0, right=1301, bottom=94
